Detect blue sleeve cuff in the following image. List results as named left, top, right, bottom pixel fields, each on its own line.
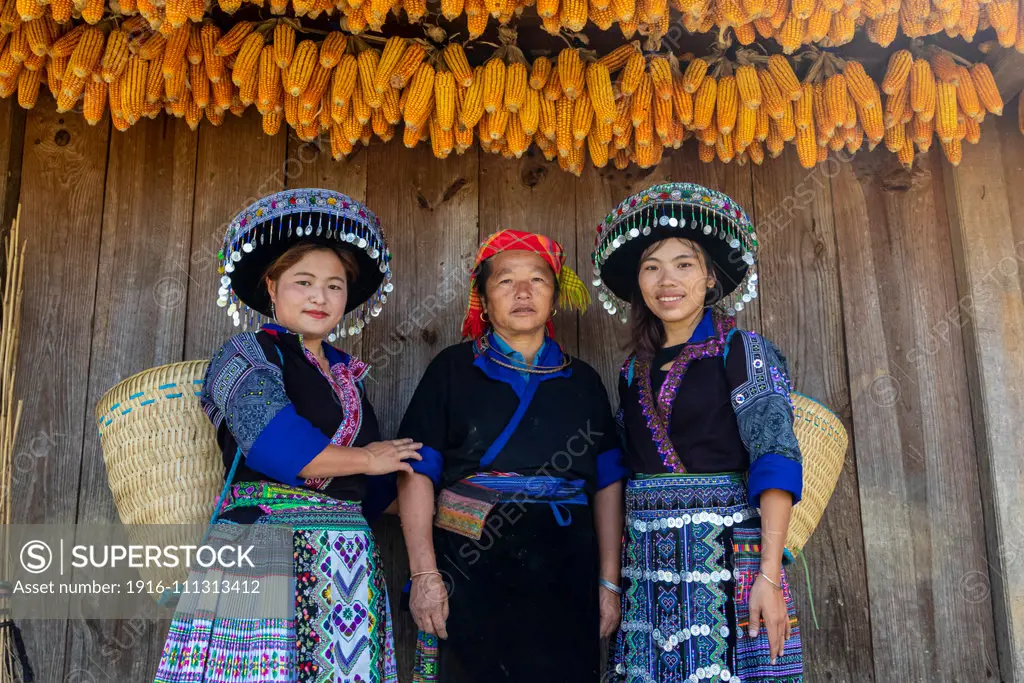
left=247, top=404, right=331, bottom=485
left=596, top=448, right=629, bottom=489
left=748, top=453, right=803, bottom=507
left=410, top=445, right=443, bottom=486
left=363, top=474, right=398, bottom=520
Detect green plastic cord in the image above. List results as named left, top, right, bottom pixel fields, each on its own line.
left=799, top=552, right=820, bottom=630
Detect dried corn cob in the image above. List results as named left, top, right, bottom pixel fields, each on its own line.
left=935, top=81, right=958, bottom=142
left=50, top=25, right=84, bottom=59
left=286, top=40, right=318, bottom=97
left=671, top=74, right=693, bottom=126
left=844, top=61, right=881, bottom=109
left=597, top=43, right=637, bottom=73
left=435, top=69, right=456, bottom=131
left=521, top=87, right=540, bottom=134
left=530, top=56, right=553, bottom=90
left=214, top=22, right=253, bottom=57
left=404, top=61, right=435, bottom=127
left=735, top=64, right=761, bottom=108
left=558, top=48, right=584, bottom=100
left=17, top=66, right=40, bottom=108
left=910, top=59, right=937, bottom=120
left=619, top=51, right=645, bottom=96
left=692, top=74, right=716, bottom=130
left=586, top=62, right=616, bottom=123
left=230, top=33, right=264, bottom=87
left=443, top=43, right=473, bottom=88
left=881, top=50, right=913, bottom=95
left=970, top=63, right=1003, bottom=115
left=460, top=66, right=486, bottom=128
left=505, top=61, right=528, bottom=112
left=649, top=56, right=673, bottom=100
left=190, top=61, right=210, bottom=108
left=319, top=32, right=348, bottom=69
left=716, top=74, right=739, bottom=134
left=274, top=23, right=295, bottom=69
left=759, top=68, right=786, bottom=119
left=483, top=57, right=505, bottom=113
left=68, top=27, right=104, bottom=79
left=573, top=87, right=594, bottom=140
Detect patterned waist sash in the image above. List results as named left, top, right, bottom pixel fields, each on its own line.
left=434, top=474, right=588, bottom=540
left=219, top=480, right=367, bottom=528
left=626, top=472, right=755, bottom=515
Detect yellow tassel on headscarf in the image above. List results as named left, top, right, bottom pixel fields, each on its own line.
left=557, top=265, right=591, bottom=312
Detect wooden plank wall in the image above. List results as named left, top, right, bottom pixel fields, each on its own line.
left=3, top=97, right=1018, bottom=682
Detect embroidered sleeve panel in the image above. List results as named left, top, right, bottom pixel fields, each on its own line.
left=726, top=330, right=802, bottom=465
left=203, top=333, right=292, bottom=454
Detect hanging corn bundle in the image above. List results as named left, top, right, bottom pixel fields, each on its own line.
left=1, top=0, right=1022, bottom=55
left=0, top=9, right=1013, bottom=173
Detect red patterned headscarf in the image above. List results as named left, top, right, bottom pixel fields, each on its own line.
left=462, top=229, right=591, bottom=339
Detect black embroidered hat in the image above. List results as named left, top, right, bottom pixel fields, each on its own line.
left=590, top=183, right=758, bottom=322
left=217, top=188, right=393, bottom=342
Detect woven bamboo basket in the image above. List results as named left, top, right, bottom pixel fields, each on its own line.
left=786, top=393, right=849, bottom=557
left=94, top=361, right=221, bottom=594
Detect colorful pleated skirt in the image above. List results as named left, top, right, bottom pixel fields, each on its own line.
left=153, top=481, right=398, bottom=683
left=609, top=473, right=803, bottom=683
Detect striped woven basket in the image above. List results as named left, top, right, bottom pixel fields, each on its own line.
left=786, top=393, right=849, bottom=557
left=94, top=361, right=221, bottom=597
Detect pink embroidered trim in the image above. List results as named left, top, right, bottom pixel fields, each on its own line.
left=299, top=344, right=366, bottom=492
left=633, top=312, right=736, bottom=473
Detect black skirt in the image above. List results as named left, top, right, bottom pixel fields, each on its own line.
left=413, top=501, right=601, bottom=682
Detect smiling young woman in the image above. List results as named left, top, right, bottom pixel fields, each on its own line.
left=153, top=189, right=417, bottom=683
left=593, top=183, right=805, bottom=683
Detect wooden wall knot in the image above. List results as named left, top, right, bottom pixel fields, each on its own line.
left=520, top=164, right=547, bottom=188
left=53, top=130, right=71, bottom=147
left=415, top=178, right=469, bottom=211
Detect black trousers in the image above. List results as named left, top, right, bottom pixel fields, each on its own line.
left=432, top=501, right=601, bottom=682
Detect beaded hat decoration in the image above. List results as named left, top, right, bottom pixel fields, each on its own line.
left=216, top=188, right=393, bottom=342
left=590, top=183, right=758, bottom=322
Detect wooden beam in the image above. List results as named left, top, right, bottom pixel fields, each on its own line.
left=942, top=117, right=1024, bottom=683
left=62, top=114, right=199, bottom=683
left=0, top=98, right=25, bottom=243
left=14, top=97, right=111, bottom=683
left=831, top=147, right=999, bottom=681
left=752, top=150, right=875, bottom=682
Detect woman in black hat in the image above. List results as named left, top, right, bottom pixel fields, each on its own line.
left=593, top=183, right=804, bottom=683
left=154, top=189, right=415, bottom=683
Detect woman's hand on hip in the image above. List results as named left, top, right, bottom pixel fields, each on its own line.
left=410, top=572, right=449, bottom=639
left=746, top=572, right=791, bottom=664
left=362, top=439, right=423, bottom=475
left=598, top=584, right=622, bottom=639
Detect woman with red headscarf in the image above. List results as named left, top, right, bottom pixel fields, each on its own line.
left=397, top=229, right=628, bottom=682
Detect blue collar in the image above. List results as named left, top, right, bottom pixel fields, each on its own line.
left=473, top=333, right=571, bottom=396
left=490, top=332, right=547, bottom=369
left=689, top=309, right=715, bottom=343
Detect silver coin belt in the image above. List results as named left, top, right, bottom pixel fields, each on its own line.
left=616, top=662, right=739, bottom=682
left=626, top=507, right=758, bottom=533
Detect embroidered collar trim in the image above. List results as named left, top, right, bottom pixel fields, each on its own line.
left=633, top=312, right=736, bottom=473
